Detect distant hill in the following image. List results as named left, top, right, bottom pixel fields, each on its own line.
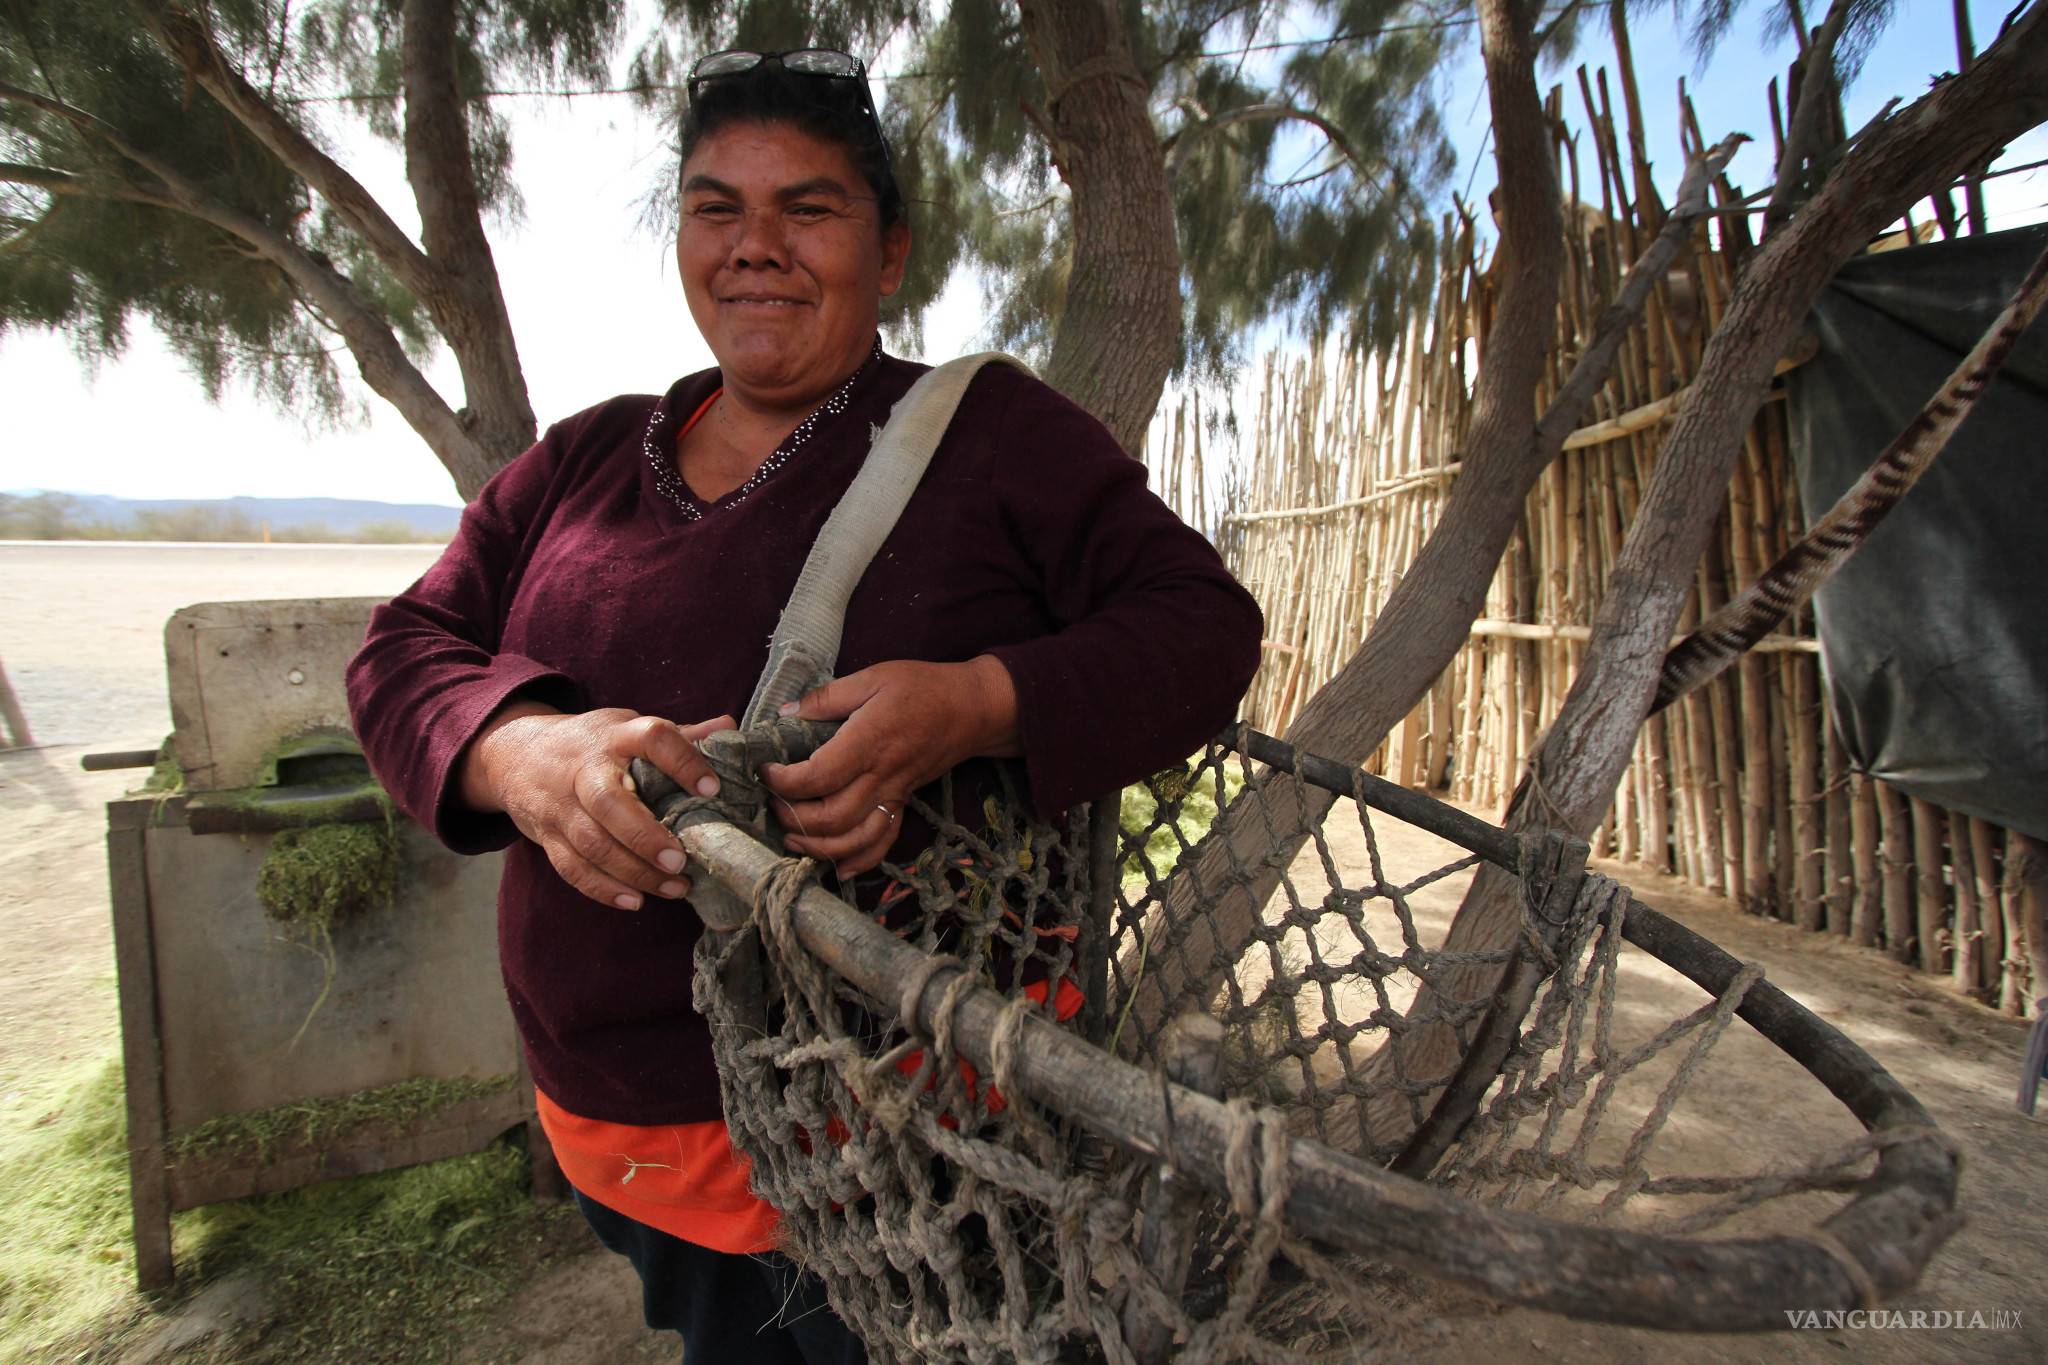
left=1, top=491, right=462, bottom=541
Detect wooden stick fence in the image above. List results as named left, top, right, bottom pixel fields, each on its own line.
left=1145, top=56, right=2036, bottom=1015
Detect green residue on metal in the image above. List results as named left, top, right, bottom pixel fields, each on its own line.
left=139, top=738, right=184, bottom=794
left=195, top=776, right=393, bottom=828
left=167, top=1074, right=518, bottom=1166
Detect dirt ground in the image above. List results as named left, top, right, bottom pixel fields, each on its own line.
left=3, top=542, right=2041, bottom=1363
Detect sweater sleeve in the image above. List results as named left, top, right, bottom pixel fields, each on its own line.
left=981, top=380, right=1264, bottom=815
left=345, top=425, right=583, bottom=855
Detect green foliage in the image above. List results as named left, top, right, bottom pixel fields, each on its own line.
left=167, top=1074, right=517, bottom=1166
left=0, top=1050, right=565, bottom=1364
left=1158, top=0, right=1455, bottom=367
left=0, top=492, right=102, bottom=538
left=257, top=820, right=401, bottom=1045
left=1120, top=757, right=1245, bottom=884
left=0, top=2, right=360, bottom=417
left=350, top=517, right=444, bottom=542
left=257, top=821, right=400, bottom=934
left=1676, top=0, right=1895, bottom=84
left=141, top=736, right=185, bottom=794
left=173, top=1138, right=564, bottom=1364
left=0, top=1060, right=135, bottom=1363
left=6, top=0, right=1463, bottom=466
left=130, top=504, right=264, bottom=542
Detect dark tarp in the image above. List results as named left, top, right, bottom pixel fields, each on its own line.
left=1785, top=223, right=2048, bottom=841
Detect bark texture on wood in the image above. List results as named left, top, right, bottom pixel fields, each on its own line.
left=1122, top=1013, right=1225, bottom=1364
left=1850, top=773, right=1881, bottom=948
left=1950, top=809, right=1983, bottom=999
left=401, top=0, right=536, bottom=494
left=1765, top=0, right=1854, bottom=229
left=1970, top=817, right=2003, bottom=999
left=2004, top=830, right=2035, bottom=1014
left=1655, top=241, right=2048, bottom=710
left=1911, top=796, right=1950, bottom=974
left=1017, top=0, right=1180, bottom=455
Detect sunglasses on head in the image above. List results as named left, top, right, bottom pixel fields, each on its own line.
left=686, top=48, right=893, bottom=177
left=687, top=48, right=868, bottom=102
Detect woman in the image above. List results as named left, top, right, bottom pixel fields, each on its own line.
left=347, top=49, right=1262, bottom=1363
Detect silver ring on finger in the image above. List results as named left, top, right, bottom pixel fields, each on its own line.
left=876, top=802, right=900, bottom=824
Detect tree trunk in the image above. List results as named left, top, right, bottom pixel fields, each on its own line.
left=1017, top=0, right=1180, bottom=455
left=401, top=0, right=536, bottom=493
left=1356, top=8, right=2048, bottom=1137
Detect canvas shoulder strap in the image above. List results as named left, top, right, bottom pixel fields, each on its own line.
left=740, top=352, right=1032, bottom=728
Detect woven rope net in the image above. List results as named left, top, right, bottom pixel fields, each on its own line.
left=666, top=728, right=1953, bottom=1363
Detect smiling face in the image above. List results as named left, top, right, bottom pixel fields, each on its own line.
left=677, top=121, right=912, bottom=415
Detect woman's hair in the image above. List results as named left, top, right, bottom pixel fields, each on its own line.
left=679, top=63, right=904, bottom=229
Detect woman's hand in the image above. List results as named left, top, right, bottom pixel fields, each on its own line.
left=760, top=657, right=1020, bottom=877
left=459, top=701, right=737, bottom=910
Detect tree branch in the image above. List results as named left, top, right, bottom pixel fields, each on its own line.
left=1166, top=102, right=1356, bottom=173
left=0, top=158, right=177, bottom=209
left=1127, top=0, right=1567, bottom=1043
left=1533, top=133, right=1747, bottom=450
left=400, top=0, right=534, bottom=461
left=1262, top=161, right=1344, bottom=193
left=264, top=0, right=296, bottom=99
left=1348, top=2, right=2048, bottom=1150
left=1533, top=0, right=1597, bottom=49
left=403, top=0, right=488, bottom=275
left=126, top=0, right=440, bottom=300
left=0, top=79, right=219, bottom=203
left=1765, top=0, right=1855, bottom=229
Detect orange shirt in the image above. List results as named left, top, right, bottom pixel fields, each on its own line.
left=535, top=1089, right=780, bottom=1252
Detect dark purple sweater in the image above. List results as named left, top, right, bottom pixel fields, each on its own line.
left=346, top=350, right=1262, bottom=1124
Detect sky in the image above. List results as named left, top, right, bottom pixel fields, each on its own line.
left=1, top=0, right=2041, bottom=509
